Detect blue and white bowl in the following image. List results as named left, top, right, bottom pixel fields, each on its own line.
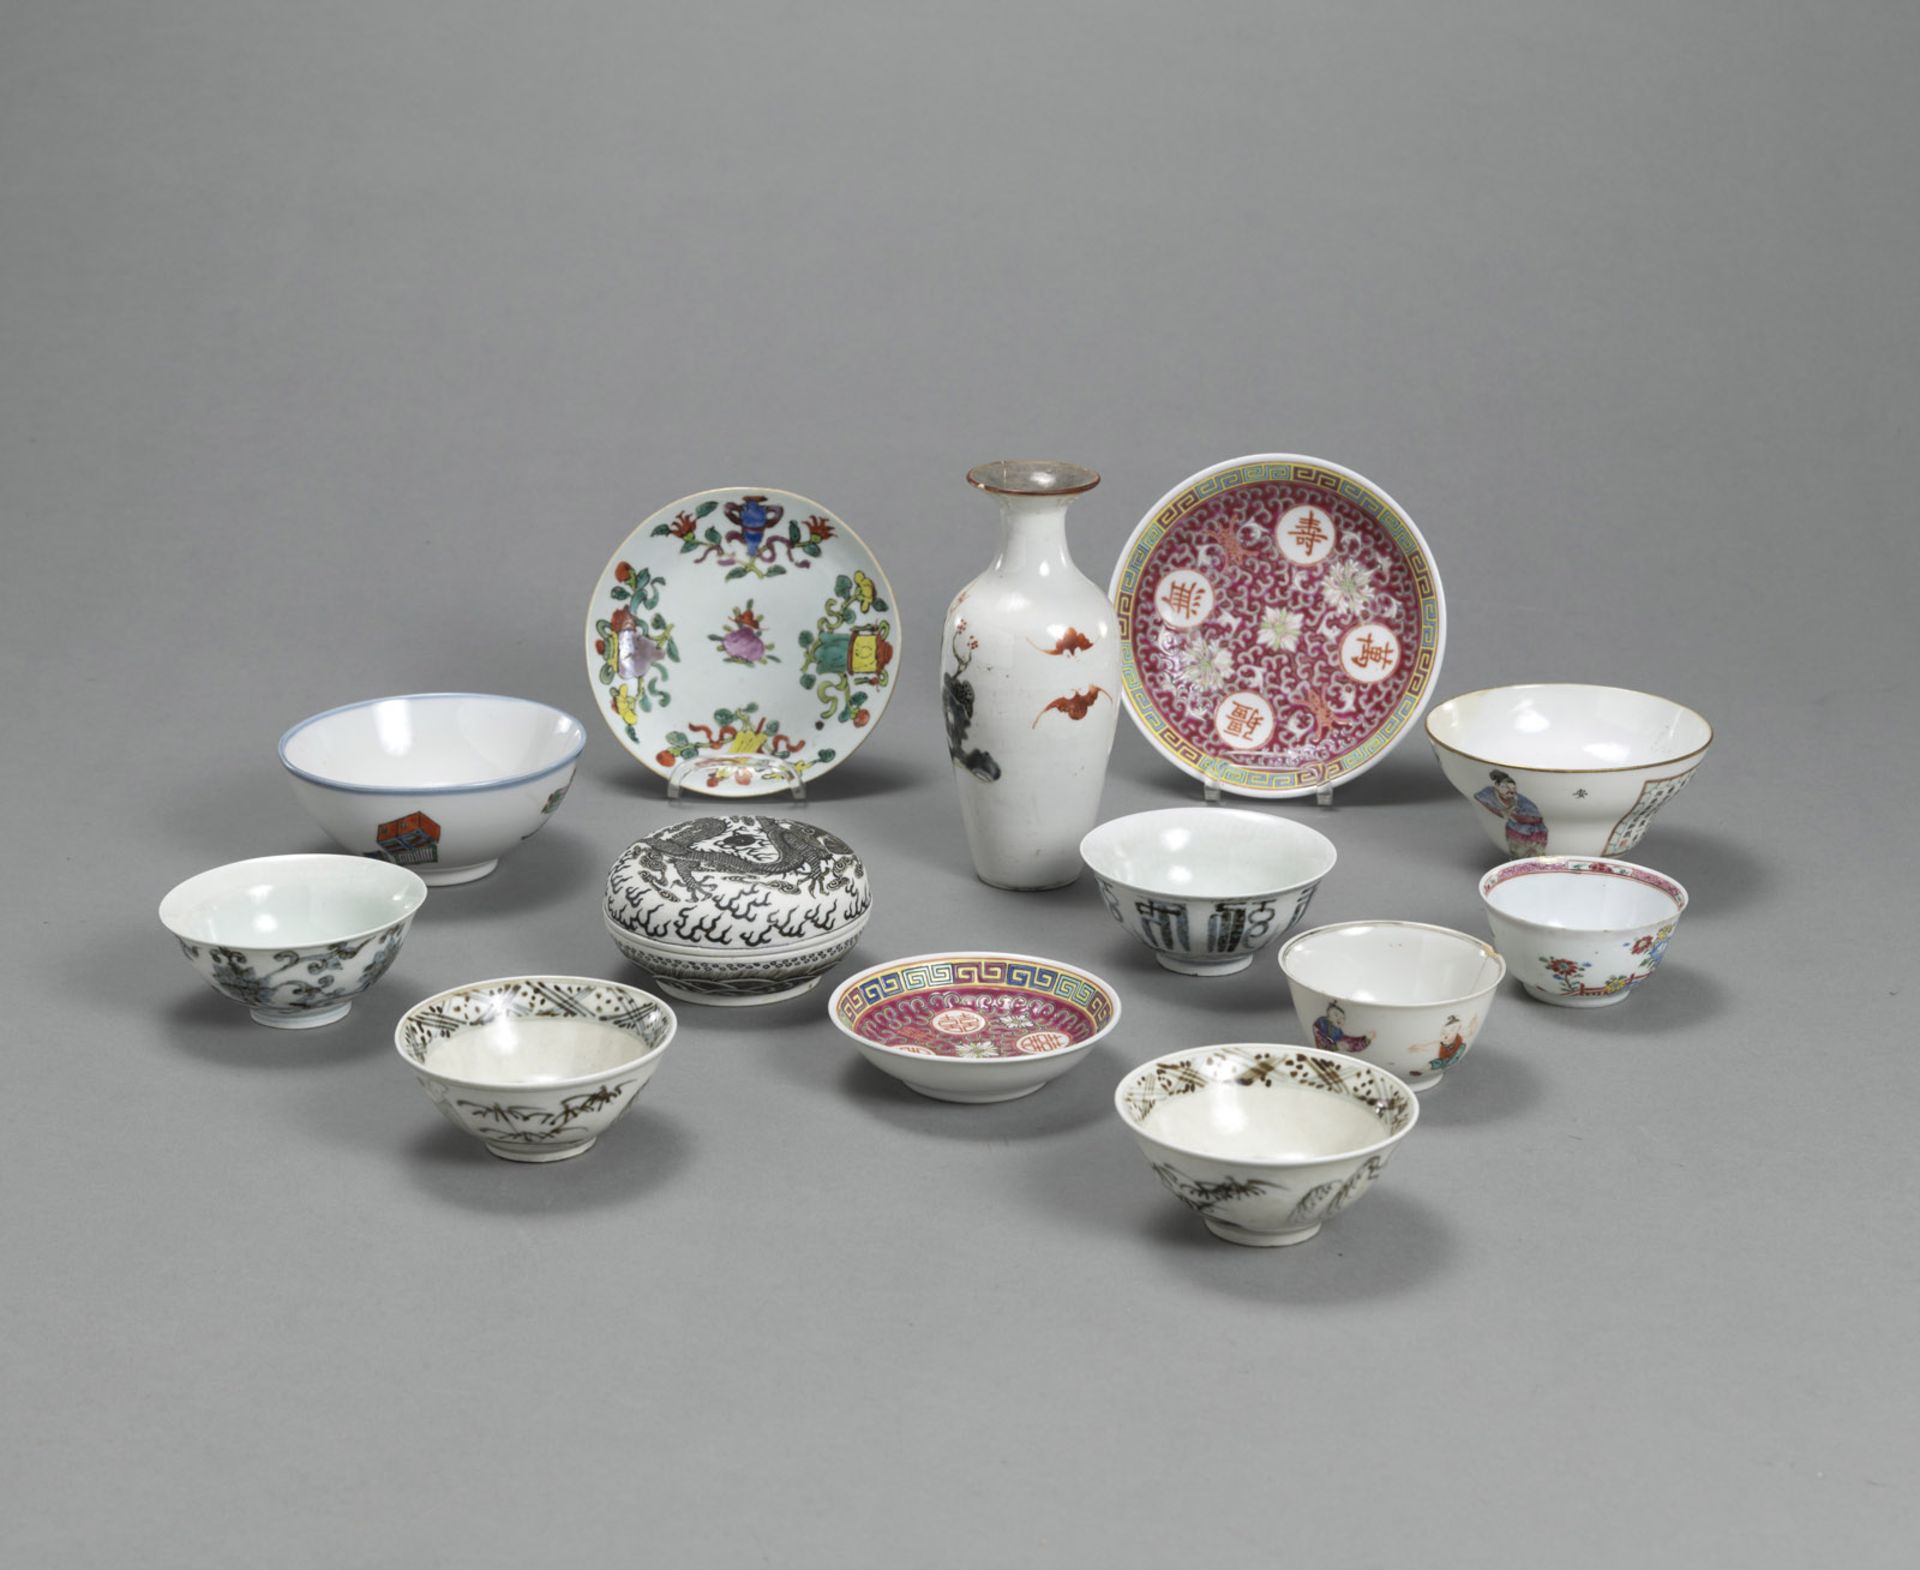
left=160, top=853, right=427, bottom=1029
left=1080, top=807, right=1337, bottom=976
left=279, top=693, right=585, bottom=886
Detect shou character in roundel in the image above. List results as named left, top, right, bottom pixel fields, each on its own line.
left=1474, top=768, right=1549, bottom=857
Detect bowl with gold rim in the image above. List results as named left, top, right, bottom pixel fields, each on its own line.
left=1426, top=683, right=1711, bottom=861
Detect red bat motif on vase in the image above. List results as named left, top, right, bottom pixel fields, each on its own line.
left=1029, top=627, right=1096, bottom=657
left=1033, top=686, right=1112, bottom=727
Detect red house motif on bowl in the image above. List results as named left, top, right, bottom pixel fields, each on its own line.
left=375, top=811, right=441, bottom=867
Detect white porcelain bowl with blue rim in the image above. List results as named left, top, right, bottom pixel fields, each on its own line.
left=160, top=853, right=428, bottom=1029
left=1080, top=807, right=1337, bottom=976
left=279, top=693, right=586, bottom=886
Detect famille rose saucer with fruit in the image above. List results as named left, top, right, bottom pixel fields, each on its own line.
left=1109, top=454, right=1445, bottom=798
left=584, top=488, right=900, bottom=796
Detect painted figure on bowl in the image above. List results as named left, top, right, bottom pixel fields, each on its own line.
left=1428, top=1016, right=1470, bottom=1074
left=1474, top=769, right=1549, bottom=857
left=1311, top=1000, right=1374, bottom=1055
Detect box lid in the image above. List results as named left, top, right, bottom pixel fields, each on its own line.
left=605, top=815, right=870, bottom=953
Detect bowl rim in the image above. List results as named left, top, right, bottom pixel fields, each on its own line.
left=1078, top=806, right=1338, bottom=898
left=392, top=974, right=677, bottom=1092
left=159, top=853, right=430, bottom=947
left=1277, top=920, right=1507, bottom=1009
left=1424, top=682, right=1714, bottom=775
left=278, top=692, right=588, bottom=795
left=1113, top=1042, right=1420, bottom=1166
left=826, top=949, right=1123, bottom=1063
left=1478, top=855, right=1689, bottom=934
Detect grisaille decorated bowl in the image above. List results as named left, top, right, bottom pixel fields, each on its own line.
left=160, top=853, right=427, bottom=1029
left=396, top=976, right=676, bottom=1164
left=1115, top=1043, right=1418, bottom=1247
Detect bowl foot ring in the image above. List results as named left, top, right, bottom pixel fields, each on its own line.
left=484, top=1137, right=596, bottom=1164
left=1153, top=953, right=1253, bottom=977
left=1203, top=1217, right=1322, bottom=1247
left=417, top=859, right=499, bottom=887
left=252, top=1000, right=352, bottom=1030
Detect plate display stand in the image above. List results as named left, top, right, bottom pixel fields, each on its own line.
left=666, top=753, right=806, bottom=804
left=1195, top=771, right=1335, bottom=807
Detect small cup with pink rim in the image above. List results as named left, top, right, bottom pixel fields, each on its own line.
left=1478, top=856, right=1688, bottom=1009
left=827, top=951, right=1122, bottom=1104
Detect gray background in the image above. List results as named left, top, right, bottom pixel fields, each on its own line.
left=3, top=2, right=1914, bottom=1564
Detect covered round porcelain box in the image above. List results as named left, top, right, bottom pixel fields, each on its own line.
left=603, top=815, right=871, bottom=1006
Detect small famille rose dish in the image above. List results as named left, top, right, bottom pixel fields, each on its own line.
left=1277, top=921, right=1504, bottom=1091
left=160, top=854, right=427, bottom=1029
left=1109, top=454, right=1444, bottom=799
left=1426, top=684, right=1711, bottom=861
left=395, top=976, right=676, bottom=1163
left=605, top=814, right=871, bottom=1006
left=1115, top=1044, right=1418, bottom=1247
left=279, top=693, right=585, bottom=886
left=1479, top=857, right=1688, bottom=1008
left=1079, top=807, right=1336, bottom=976
left=584, top=488, right=900, bottom=797
left=828, top=952, right=1122, bottom=1104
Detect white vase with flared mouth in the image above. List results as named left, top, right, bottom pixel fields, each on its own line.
left=943, top=461, right=1121, bottom=890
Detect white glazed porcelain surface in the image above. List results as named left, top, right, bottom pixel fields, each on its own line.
left=1278, top=921, right=1504, bottom=1090
left=1115, top=1044, right=1418, bottom=1246
left=828, top=950, right=1122, bottom=1104
left=159, top=854, right=427, bottom=1028
left=396, top=976, right=676, bottom=1162
left=1426, top=684, right=1711, bottom=860
left=1479, top=857, right=1687, bottom=1008
left=943, top=462, right=1120, bottom=890
left=1080, top=807, right=1336, bottom=975
left=584, top=487, right=899, bottom=797
left=279, top=694, right=584, bottom=886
